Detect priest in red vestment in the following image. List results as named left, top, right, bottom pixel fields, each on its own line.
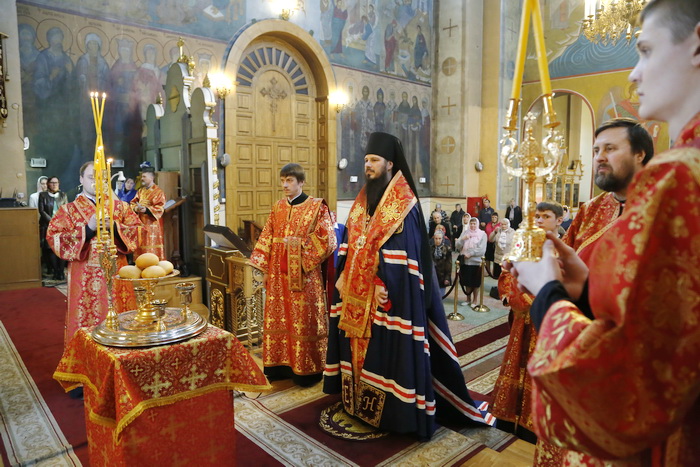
left=250, top=163, right=336, bottom=387
left=130, top=164, right=166, bottom=258
left=563, top=118, right=654, bottom=264
left=47, top=161, right=141, bottom=347
left=512, top=2, right=700, bottom=464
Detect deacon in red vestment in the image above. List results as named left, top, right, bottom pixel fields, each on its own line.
left=531, top=120, right=654, bottom=465
left=250, top=163, right=336, bottom=387
left=130, top=166, right=166, bottom=258
left=47, top=162, right=140, bottom=347
left=563, top=118, right=654, bottom=265
left=512, top=3, right=700, bottom=464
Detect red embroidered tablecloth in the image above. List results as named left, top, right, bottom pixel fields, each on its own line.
left=54, top=326, right=270, bottom=466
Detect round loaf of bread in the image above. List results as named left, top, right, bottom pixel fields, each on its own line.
left=158, top=260, right=174, bottom=275
left=118, top=265, right=142, bottom=279
left=141, top=265, right=167, bottom=278
left=135, top=253, right=160, bottom=269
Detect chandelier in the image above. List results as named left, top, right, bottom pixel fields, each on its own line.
left=582, top=0, right=647, bottom=45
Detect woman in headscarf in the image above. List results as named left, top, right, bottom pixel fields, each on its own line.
left=38, top=176, right=68, bottom=280
left=456, top=217, right=486, bottom=305
left=490, top=218, right=515, bottom=280
left=29, top=175, right=48, bottom=208
left=431, top=226, right=452, bottom=297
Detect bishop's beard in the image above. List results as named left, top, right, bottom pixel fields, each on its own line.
left=365, top=174, right=391, bottom=216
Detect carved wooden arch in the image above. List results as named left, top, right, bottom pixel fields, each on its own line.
left=223, top=19, right=338, bottom=233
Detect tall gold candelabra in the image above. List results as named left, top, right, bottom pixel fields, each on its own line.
left=90, top=92, right=119, bottom=330
left=500, top=0, right=566, bottom=262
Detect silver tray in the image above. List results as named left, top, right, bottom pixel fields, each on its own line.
left=91, top=307, right=207, bottom=347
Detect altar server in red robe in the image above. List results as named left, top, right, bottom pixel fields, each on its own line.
left=512, top=1, right=700, bottom=464
left=130, top=164, right=166, bottom=258
left=47, top=161, right=141, bottom=347
left=250, top=163, right=336, bottom=387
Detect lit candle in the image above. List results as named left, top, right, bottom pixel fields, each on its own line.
left=532, top=0, right=552, bottom=96
left=510, top=0, right=532, bottom=101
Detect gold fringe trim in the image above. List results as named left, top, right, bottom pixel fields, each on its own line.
left=55, top=371, right=271, bottom=443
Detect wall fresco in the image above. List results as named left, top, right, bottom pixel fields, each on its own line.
left=18, top=3, right=225, bottom=196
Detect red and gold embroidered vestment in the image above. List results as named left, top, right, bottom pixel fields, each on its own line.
left=47, top=195, right=140, bottom=346
left=249, top=196, right=336, bottom=375
left=130, top=184, right=165, bottom=258
left=528, top=113, right=700, bottom=466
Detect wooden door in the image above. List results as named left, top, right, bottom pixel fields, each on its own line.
left=227, top=39, right=327, bottom=234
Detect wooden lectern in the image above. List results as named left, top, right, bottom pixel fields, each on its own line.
left=204, top=225, right=263, bottom=348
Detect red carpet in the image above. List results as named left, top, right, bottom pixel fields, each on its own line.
left=0, top=287, right=88, bottom=466
left=0, top=287, right=510, bottom=466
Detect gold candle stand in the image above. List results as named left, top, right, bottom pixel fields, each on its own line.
left=447, top=257, right=465, bottom=321
left=472, top=256, right=490, bottom=313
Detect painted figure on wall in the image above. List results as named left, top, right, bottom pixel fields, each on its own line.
left=419, top=97, right=430, bottom=179
left=130, top=44, right=162, bottom=126
left=161, top=45, right=180, bottom=86
left=75, top=33, right=110, bottom=158
left=33, top=27, right=74, bottom=178
left=18, top=24, right=40, bottom=137
left=364, top=4, right=379, bottom=66
left=384, top=20, right=398, bottom=72
left=331, top=0, right=348, bottom=55
left=385, top=89, right=399, bottom=135
left=108, top=37, right=139, bottom=157
left=407, top=95, right=422, bottom=175
left=353, top=85, right=376, bottom=161
left=374, top=88, right=386, bottom=132
left=414, top=24, right=428, bottom=70
left=320, top=0, right=333, bottom=46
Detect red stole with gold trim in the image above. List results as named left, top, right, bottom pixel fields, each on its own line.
left=339, top=172, right=416, bottom=338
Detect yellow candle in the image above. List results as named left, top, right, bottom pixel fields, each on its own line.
left=511, top=0, right=532, bottom=100
left=532, top=0, right=552, bottom=96
left=96, top=155, right=103, bottom=240
left=107, top=159, right=114, bottom=245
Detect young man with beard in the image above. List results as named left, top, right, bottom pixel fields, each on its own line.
left=562, top=118, right=654, bottom=264
left=323, top=132, right=492, bottom=440
left=511, top=0, right=700, bottom=464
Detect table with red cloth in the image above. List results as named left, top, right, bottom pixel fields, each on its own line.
left=53, top=326, right=270, bottom=466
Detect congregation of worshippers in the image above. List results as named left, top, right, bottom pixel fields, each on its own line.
left=2, top=0, right=700, bottom=465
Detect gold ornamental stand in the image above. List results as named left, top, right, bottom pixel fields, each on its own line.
left=87, top=91, right=207, bottom=347
left=472, top=256, right=490, bottom=313
left=447, top=257, right=465, bottom=321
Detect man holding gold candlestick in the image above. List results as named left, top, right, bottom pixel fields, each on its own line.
left=131, top=162, right=166, bottom=258
left=47, top=161, right=141, bottom=348
left=510, top=0, right=700, bottom=464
